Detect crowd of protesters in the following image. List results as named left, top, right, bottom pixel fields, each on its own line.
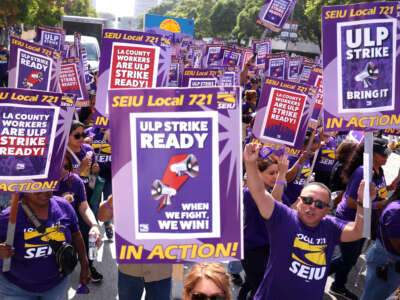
left=0, top=27, right=400, bottom=300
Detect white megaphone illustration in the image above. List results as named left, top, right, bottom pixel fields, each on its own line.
left=170, top=154, right=199, bottom=177
left=151, top=179, right=176, bottom=206
left=354, top=62, right=379, bottom=88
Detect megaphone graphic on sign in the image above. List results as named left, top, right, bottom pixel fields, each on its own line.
left=151, top=179, right=176, bottom=206
left=354, top=62, right=379, bottom=88
left=170, top=154, right=199, bottom=177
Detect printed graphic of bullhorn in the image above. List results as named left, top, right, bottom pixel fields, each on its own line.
left=23, top=71, right=44, bottom=89
left=354, top=61, right=379, bottom=88
left=151, top=179, right=176, bottom=207
left=170, top=154, right=199, bottom=178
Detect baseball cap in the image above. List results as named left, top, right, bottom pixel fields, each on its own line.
left=373, top=138, right=391, bottom=156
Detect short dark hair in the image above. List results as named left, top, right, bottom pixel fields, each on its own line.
left=303, top=182, right=331, bottom=203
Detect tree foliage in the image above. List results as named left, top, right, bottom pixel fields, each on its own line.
left=0, top=0, right=97, bottom=28
left=210, top=0, right=242, bottom=39
left=0, top=0, right=64, bottom=27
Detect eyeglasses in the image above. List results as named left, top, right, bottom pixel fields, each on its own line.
left=72, top=133, right=85, bottom=140
left=300, top=196, right=329, bottom=209
left=191, top=293, right=226, bottom=300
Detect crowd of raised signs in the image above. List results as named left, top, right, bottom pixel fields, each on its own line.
left=0, top=2, right=400, bottom=298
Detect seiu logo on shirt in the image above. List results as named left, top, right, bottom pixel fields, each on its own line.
left=23, top=225, right=66, bottom=259
left=61, top=192, right=75, bottom=204
left=92, top=141, right=111, bottom=155
left=377, top=186, right=387, bottom=200
left=321, top=149, right=336, bottom=160
left=289, top=233, right=327, bottom=281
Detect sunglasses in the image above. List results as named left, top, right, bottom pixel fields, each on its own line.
left=300, top=196, right=329, bottom=209
left=72, top=133, right=86, bottom=140
left=63, top=164, right=72, bottom=171
left=191, top=293, right=226, bottom=300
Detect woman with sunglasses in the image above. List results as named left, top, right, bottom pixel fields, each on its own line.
left=239, top=154, right=288, bottom=300
left=53, top=152, right=101, bottom=250
left=0, top=192, right=89, bottom=299
left=183, top=263, right=231, bottom=300
left=329, top=139, right=399, bottom=299
left=68, top=120, right=103, bottom=283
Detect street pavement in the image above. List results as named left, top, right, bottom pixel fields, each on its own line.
left=64, top=151, right=400, bottom=300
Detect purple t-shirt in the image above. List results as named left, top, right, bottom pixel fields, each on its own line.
left=0, top=50, right=8, bottom=77
left=283, top=156, right=311, bottom=206
left=314, top=137, right=336, bottom=173
left=336, top=166, right=387, bottom=221
left=377, top=200, right=400, bottom=255
left=255, top=202, right=346, bottom=300
left=86, top=127, right=111, bottom=180
left=0, top=196, right=79, bottom=292
left=70, top=143, right=96, bottom=186
left=243, top=187, right=269, bottom=249
left=53, top=172, right=87, bottom=211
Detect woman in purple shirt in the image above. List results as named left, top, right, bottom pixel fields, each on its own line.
left=239, top=154, right=288, bottom=299
left=68, top=120, right=103, bottom=283
left=0, top=192, right=89, bottom=299
left=329, top=139, right=398, bottom=299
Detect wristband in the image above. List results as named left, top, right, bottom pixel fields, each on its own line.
left=246, top=63, right=251, bottom=67
left=356, top=200, right=363, bottom=207
left=357, top=213, right=364, bottom=219
left=373, top=202, right=377, bottom=209
left=275, top=180, right=286, bottom=185
left=105, top=201, right=113, bottom=210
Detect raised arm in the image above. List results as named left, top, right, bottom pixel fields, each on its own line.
left=244, top=143, right=276, bottom=220
left=271, top=154, right=288, bottom=202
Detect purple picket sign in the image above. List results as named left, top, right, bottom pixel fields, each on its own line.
left=0, top=88, right=75, bottom=194
left=221, top=47, right=242, bottom=68
left=252, top=40, right=272, bottom=67
left=322, top=2, right=400, bottom=131
left=264, top=52, right=288, bottom=80
left=168, top=59, right=183, bottom=87
left=218, top=67, right=241, bottom=87
left=298, top=58, right=316, bottom=84
left=109, top=86, right=242, bottom=263
left=308, top=66, right=323, bottom=122
left=256, top=0, right=297, bottom=32
left=182, top=68, right=222, bottom=88
left=252, top=77, right=315, bottom=152
left=59, top=57, right=90, bottom=107
left=95, top=29, right=172, bottom=128
left=287, top=56, right=303, bottom=82
left=8, top=37, right=61, bottom=93
left=35, top=25, right=65, bottom=52
left=202, top=44, right=224, bottom=68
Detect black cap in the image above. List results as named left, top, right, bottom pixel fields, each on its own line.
left=250, top=77, right=258, bottom=83
left=373, top=138, right=391, bottom=156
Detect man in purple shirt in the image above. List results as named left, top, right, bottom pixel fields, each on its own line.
left=244, top=143, right=371, bottom=300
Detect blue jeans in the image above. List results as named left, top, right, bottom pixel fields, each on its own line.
left=329, top=238, right=365, bottom=288
left=0, top=194, right=11, bottom=211
left=0, top=271, right=69, bottom=300
left=361, top=239, right=400, bottom=300
left=228, top=260, right=243, bottom=275
left=102, top=178, right=112, bottom=227
left=118, top=270, right=171, bottom=300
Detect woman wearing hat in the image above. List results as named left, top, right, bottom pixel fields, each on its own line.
left=329, top=139, right=400, bottom=299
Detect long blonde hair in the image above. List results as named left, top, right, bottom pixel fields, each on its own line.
left=183, top=263, right=231, bottom=300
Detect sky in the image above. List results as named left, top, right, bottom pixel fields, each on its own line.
left=95, top=0, right=163, bottom=18
left=95, top=0, right=135, bottom=17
